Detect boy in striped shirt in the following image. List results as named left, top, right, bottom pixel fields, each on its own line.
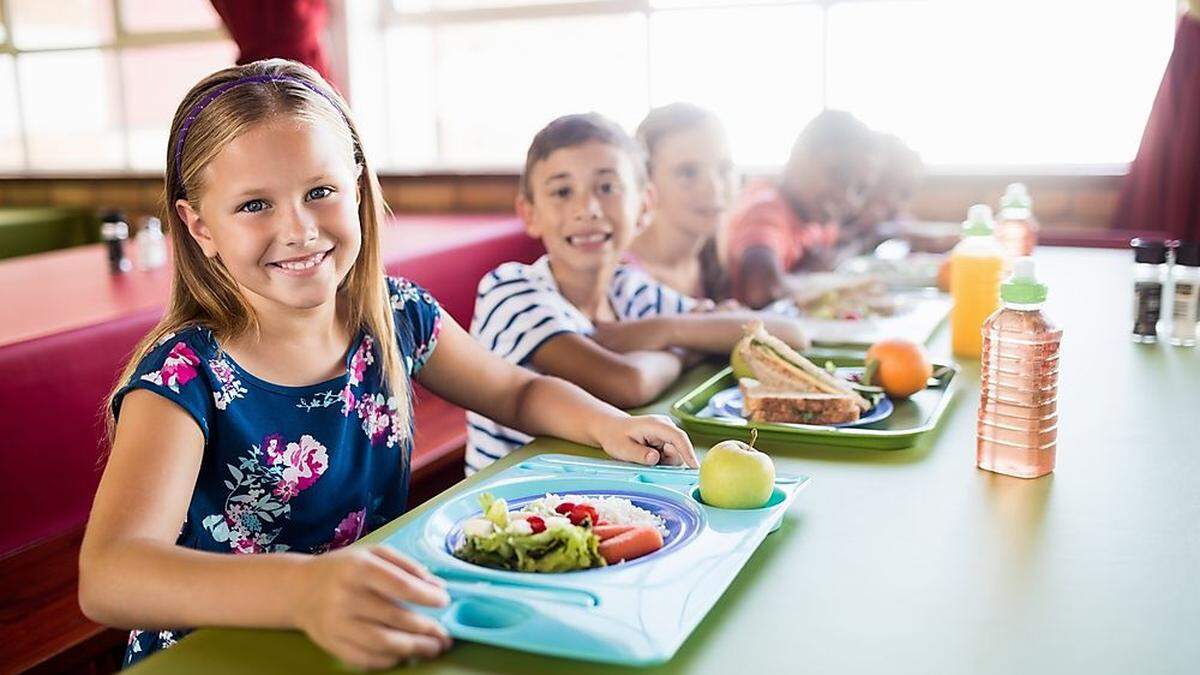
left=466, top=113, right=807, bottom=473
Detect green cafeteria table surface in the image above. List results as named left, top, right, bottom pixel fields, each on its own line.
left=127, top=247, right=1199, bottom=675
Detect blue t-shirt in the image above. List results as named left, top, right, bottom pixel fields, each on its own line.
left=113, top=277, right=441, bottom=667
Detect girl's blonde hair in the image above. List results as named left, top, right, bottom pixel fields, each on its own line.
left=105, top=59, right=410, bottom=444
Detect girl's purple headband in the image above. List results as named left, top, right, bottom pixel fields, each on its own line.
left=172, top=74, right=345, bottom=184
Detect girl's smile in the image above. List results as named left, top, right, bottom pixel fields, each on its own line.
left=266, top=247, right=335, bottom=276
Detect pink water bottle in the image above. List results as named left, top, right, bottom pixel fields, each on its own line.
left=977, top=257, right=1062, bottom=478
left=995, top=183, right=1039, bottom=259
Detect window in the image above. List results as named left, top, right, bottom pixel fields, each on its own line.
left=0, top=0, right=235, bottom=173
left=0, top=56, right=21, bottom=170
left=365, top=0, right=1178, bottom=171
left=824, top=0, right=1176, bottom=167
left=649, top=4, right=824, bottom=166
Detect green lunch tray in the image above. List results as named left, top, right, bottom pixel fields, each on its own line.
left=670, top=358, right=959, bottom=451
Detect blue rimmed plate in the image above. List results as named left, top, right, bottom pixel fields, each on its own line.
left=444, top=489, right=703, bottom=572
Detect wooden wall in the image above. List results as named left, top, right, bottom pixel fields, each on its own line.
left=0, top=172, right=1127, bottom=243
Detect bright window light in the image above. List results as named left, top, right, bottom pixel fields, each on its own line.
left=369, top=0, right=1178, bottom=171
left=825, top=0, right=1177, bottom=167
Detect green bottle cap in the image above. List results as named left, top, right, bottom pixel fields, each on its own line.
left=1001, top=257, right=1048, bottom=303
left=962, top=204, right=995, bottom=237
left=1000, top=183, right=1032, bottom=211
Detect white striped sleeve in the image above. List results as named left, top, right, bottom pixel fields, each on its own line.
left=471, top=263, right=580, bottom=364
left=611, top=265, right=700, bottom=320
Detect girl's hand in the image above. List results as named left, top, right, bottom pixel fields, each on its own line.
left=291, top=545, right=452, bottom=670
left=591, top=414, right=698, bottom=468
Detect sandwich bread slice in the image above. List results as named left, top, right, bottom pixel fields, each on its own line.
left=734, top=321, right=871, bottom=411
left=739, top=378, right=863, bottom=425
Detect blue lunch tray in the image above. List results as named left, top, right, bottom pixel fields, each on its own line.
left=383, top=453, right=811, bottom=666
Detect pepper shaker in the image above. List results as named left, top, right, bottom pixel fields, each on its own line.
left=100, top=211, right=132, bottom=274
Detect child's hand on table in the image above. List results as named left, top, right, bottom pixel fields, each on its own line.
left=291, top=545, right=452, bottom=669
left=592, top=414, right=698, bottom=468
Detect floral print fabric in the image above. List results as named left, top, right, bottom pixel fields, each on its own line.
left=113, top=277, right=441, bottom=667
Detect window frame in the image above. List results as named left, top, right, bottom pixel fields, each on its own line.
left=0, top=0, right=227, bottom=176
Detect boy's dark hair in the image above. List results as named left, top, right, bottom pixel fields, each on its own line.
left=635, top=102, right=723, bottom=174
left=789, top=109, right=876, bottom=162
left=521, top=113, right=645, bottom=200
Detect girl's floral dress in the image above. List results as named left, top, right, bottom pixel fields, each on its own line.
left=112, top=277, right=442, bottom=667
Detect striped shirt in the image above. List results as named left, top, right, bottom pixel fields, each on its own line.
left=465, top=255, right=697, bottom=474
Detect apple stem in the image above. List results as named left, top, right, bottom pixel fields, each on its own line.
left=749, top=428, right=758, bottom=449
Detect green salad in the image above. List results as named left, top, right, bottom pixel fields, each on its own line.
left=453, top=493, right=606, bottom=573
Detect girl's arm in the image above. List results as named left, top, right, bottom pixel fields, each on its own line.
left=79, top=390, right=452, bottom=669
left=416, top=316, right=696, bottom=467
left=591, top=312, right=809, bottom=355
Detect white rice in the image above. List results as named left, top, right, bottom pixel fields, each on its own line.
left=522, top=493, right=666, bottom=534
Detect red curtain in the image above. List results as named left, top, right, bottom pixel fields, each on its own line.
left=210, top=0, right=335, bottom=89
left=1113, top=14, right=1200, bottom=242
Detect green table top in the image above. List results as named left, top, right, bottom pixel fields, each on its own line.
left=129, top=247, right=1199, bottom=675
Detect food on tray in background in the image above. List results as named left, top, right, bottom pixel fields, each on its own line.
left=788, top=272, right=896, bottom=321
left=733, top=321, right=871, bottom=411
left=865, top=338, right=933, bottom=399
left=739, top=379, right=862, bottom=425
left=840, top=239, right=949, bottom=291
left=454, top=492, right=667, bottom=572
left=699, top=431, right=776, bottom=509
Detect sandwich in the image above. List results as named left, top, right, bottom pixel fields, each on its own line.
left=733, top=321, right=872, bottom=412
left=739, top=378, right=862, bottom=425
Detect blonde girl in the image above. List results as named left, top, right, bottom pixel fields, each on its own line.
left=629, top=102, right=737, bottom=301
left=79, top=60, right=695, bottom=670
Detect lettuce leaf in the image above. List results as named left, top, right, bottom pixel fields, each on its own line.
left=454, top=493, right=605, bottom=573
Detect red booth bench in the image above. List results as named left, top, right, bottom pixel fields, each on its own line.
left=0, top=214, right=540, bottom=673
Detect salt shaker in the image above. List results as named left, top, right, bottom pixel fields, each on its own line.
left=137, top=217, right=167, bottom=270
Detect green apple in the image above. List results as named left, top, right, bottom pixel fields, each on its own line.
left=699, top=437, right=775, bottom=509
left=730, top=337, right=754, bottom=380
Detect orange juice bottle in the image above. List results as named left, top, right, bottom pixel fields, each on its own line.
left=951, top=204, right=1004, bottom=358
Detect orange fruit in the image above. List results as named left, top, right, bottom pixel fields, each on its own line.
left=866, top=338, right=933, bottom=399
left=937, top=257, right=952, bottom=293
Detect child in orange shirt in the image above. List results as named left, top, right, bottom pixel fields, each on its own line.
left=724, top=110, right=877, bottom=308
